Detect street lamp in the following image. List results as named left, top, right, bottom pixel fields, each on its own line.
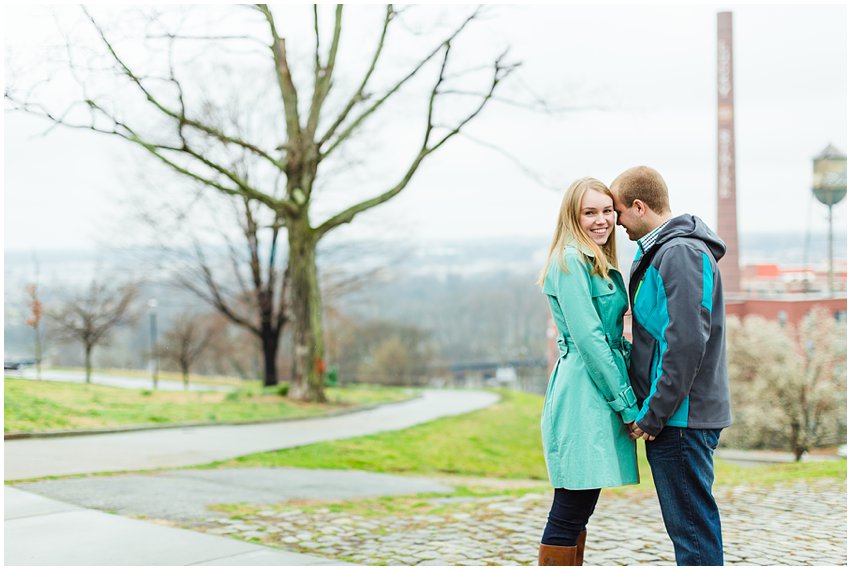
left=812, top=144, right=847, bottom=295
left=148, top=299, right=159, bottom=390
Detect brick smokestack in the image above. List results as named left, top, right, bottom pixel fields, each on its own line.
left=717, top=12, right=742, bottom=294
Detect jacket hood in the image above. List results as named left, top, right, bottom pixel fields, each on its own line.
left=653, top=214, right=726, bottom=261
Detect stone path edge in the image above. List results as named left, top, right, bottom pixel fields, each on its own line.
left=4, top=395, right=422, bottom=440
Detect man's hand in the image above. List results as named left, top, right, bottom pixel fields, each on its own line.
left=627, top=421, right=656, bottom=441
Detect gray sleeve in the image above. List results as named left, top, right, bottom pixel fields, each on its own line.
left=635, top=245, right=713, bottom=435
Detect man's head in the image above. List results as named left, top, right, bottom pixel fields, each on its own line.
left=610, top=166, right=672, bottom=241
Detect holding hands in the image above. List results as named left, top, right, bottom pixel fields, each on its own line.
left=627, top=421, right=656, bottom=441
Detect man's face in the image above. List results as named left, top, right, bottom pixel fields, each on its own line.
left=612, top=191, right=648, bottom=241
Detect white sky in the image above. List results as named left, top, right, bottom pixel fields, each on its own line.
left=2, top=3, right=848, bottom=253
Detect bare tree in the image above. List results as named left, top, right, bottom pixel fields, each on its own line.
left=168, top=195, right=290, bottom=388
left=24, top=283, right=45, bottom=380
left=6, top=5, right=517, bottom=401
left=726, top=309, right=846, bottom=460
left=49, top=280, right=138, bottom=383
left=158, top=312, right=213, bottom=389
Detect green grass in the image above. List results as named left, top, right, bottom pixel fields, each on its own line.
left=715, top=455, right=846, bottom=486
left=4, top=377, right=415, bottom=433
left=205, top=388, right=846, bottom=489
left=208, top=389, right=549, bottom=479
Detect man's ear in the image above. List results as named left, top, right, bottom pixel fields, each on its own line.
left=633, top=200, right=647, bottom=216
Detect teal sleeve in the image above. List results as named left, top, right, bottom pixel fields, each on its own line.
left=550, top=253, right=639, bottom=424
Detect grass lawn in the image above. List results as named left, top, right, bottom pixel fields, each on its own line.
left=205, top=389, right=847, bottom=490
left=194, top=388, right=844, bottom=539
left=4, top=377, right=416, bottom=433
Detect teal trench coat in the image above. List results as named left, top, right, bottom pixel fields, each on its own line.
left=541, top=244, right=640, bottom=489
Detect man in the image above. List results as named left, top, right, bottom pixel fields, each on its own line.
left=610, top=166, right=732, bottom=566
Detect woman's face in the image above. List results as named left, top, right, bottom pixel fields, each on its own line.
left=579, top=189, right=615, bottom=246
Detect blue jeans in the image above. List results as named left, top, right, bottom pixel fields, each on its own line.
left=645, top=427, right=724, bottom=566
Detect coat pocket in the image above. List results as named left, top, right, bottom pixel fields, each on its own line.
left=590, top=278, right=617, bottom=299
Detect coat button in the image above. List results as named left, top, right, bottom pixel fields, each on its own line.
left=608, top=283, right=614, bottom=290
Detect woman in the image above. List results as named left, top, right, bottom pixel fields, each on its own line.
left=537, top=177, right=639, bottom=566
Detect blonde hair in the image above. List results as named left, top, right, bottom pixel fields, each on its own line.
left=536, top=177, right=619, bottom=285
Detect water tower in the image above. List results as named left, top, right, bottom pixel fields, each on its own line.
left=812, top=144, right=847, bottom=294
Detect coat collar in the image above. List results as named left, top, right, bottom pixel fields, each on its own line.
left=566, top=239, right=617, bottom=271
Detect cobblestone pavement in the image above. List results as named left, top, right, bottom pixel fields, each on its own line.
left=180, top=478, right=845, bottom=566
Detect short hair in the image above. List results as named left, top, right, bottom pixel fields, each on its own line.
left=611, top=166, right=671, bottom=214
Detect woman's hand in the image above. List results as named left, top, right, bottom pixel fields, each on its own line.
left=627, top=421, right=656, bottom=441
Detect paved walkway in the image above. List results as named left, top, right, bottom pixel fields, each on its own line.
left=5, top=389, right=499, bottom=480
left=5, top=382, right=846, bottom=566
left=5, top=389, right=499, bottom=566
left=13, top=468, right=455, bottom=522
left=5, top=487, right=344, bottom=565
left=8, top=368, right=233, bottom=392
left=173, top=477, right=846, bottom=566
left=716, top=448, right=844, bottom=466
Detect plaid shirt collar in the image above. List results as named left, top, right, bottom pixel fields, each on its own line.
left=637, top=219, right=671, bottom=255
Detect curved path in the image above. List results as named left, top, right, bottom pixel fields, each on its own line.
left=9, top=368, right=233, bottom=392
left=5, top=389, right=499, bottom=481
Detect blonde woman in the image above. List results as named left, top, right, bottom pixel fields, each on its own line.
left=537, top=177, right=639, bottom=566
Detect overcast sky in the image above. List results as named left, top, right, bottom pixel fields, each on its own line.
left=3, top=3, right=847, bottom=255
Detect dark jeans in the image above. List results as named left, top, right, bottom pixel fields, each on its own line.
left=646, top=427, right=724, bottom=566
left=541, top=488, right=601, bottom=546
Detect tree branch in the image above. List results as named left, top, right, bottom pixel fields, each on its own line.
left=320, top=7, right=481, bottom=159
left=257, top=4, right=302, bottom=142
left=315, top=45, right=514, bottom=238
left=458, top=131, right=563, bottom=192
left=317, top=5, right=392, bottom=148
left=306, top=4, right=343, bottom=140
left=179, top=242, right=261, bottom=336
left=82, top=8, right=284, bottom=170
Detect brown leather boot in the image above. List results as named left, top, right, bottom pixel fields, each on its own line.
left=576, top=530, right=587, bottom=565
left=538, top=543, right=579, bottom=566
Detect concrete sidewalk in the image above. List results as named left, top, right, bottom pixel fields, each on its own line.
left=8, top=368, right=233, bottom=392
left=12, top=467, right=456, bottom=523
left=4, top=487, right=346, bottom=566
left=5, top=389, right=499, bottom=566
left=716, top=447, right=844, bottom=466
left=5, top=389, right=499, bottom=480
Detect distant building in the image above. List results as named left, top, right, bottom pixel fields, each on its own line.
left=545, top=11, right=846, bottom=374
left=741, top=262, right=847, bottom=295
left=726, top=294, right=846, bottom=327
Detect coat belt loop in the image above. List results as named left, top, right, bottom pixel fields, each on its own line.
left=557, top=335, right=569, bottom=359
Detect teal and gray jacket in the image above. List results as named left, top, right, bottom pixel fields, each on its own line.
left=628, top=214, right=733, bottom=436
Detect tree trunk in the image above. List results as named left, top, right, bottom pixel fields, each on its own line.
left=35, top=329, right=42, bottom=381
left=260, top=327, right=279, bottom=388
left=181, top=365, right=189, bottom=390
left=84, top=344, right=93, bottom=384
left=791, top=422, right=805, bottom=462
left=287, top=217, right=326, bottom=402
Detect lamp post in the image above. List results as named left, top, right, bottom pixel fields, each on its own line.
left=812, top=144, right=847, bottom=295
left=148, top=299, right=159, bottom=390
